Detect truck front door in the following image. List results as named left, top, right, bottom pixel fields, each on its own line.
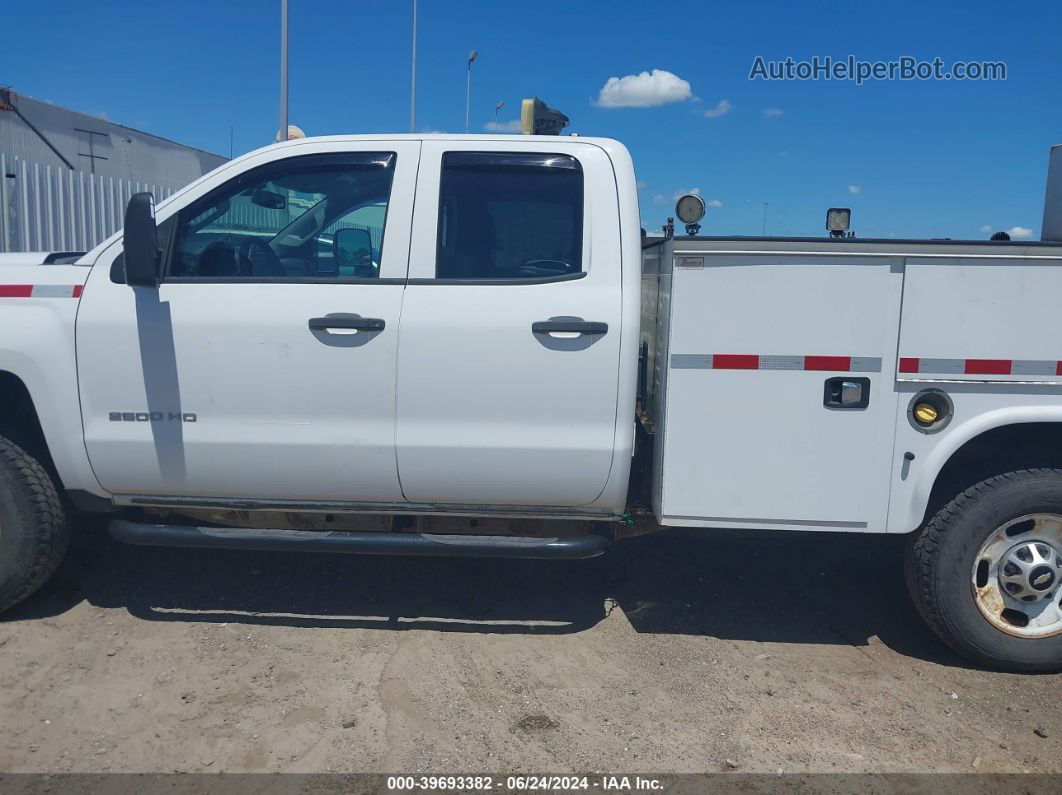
left=395, top=142, right=624, bottom=507
left=76, top=143, right=419, bottom=503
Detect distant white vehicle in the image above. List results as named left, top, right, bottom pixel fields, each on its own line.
left=1, top=132, right=1061, bottom=673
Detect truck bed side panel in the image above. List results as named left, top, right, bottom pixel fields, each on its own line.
left=654, top=246, right=903, bottom=531
left=888, top=254, right=1062, bottom=531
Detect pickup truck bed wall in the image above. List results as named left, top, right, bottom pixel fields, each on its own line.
left=641, top=236, right=1062, bottom=533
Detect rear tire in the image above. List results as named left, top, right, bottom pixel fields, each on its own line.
left=906, top=469, right=1062, bottom=672
left=0, top=434, right=69, bottom=614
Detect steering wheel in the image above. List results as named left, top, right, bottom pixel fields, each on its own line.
left=238, top=237, right=285, bottom=277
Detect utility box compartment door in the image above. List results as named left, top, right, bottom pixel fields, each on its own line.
left=657, top=252, right=903, bottom=531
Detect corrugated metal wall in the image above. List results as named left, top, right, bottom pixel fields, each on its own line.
left=0, top=154, right=177, bottom=253
left=0, top=94, right=227, bottom=186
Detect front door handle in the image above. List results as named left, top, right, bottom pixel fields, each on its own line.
left=532, top=320, right=608, bottom=335
left=308, top=316, right=386, bottom=332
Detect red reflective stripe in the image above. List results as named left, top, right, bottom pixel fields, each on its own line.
left=1057, top=361, right=1062, bottom=376
left=712, top=354, right=759, bottom=370
left=965, top=359, right=1011, bottom=375
left=72, top=285, right=83, bottom=298
left=0, top=285, right=33, bottom=297
left=803, top=355, right=851, bottom=371
left=898, top=357, right=919, bottom=374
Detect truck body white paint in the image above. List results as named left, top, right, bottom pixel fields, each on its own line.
left=1, top=135, right=1062, bottom=533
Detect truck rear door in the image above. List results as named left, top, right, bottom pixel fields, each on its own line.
left=395, top=141, right=623, bottom=507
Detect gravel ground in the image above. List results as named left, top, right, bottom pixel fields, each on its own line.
left=0, top=521, right=1059, bottom=776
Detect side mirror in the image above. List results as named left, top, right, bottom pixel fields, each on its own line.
left=334, top=227, right=373, bottom=271
left=123, top=192, right=160, bottom=288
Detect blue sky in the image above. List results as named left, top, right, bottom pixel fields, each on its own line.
left=5, top=0, right=1061, bottom=239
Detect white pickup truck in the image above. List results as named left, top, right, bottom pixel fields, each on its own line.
left=2, top=133, right=1062, bottom=672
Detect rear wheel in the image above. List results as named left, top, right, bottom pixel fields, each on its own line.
left=0, top=434, right=69, bottom=614
left=906, top=469, right=1062, bottom=672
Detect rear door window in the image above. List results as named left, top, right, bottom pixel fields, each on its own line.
left=435, top=152, right=583, bottom=281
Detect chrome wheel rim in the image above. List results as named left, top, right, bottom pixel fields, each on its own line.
left=972, top=514, right=1062, bottom=638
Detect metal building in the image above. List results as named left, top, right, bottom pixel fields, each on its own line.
left=1, top=88, right=226, bottom=253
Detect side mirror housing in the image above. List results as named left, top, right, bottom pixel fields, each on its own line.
left=333, top=227, right=374, bottom=274
left=123, top=192, right=161, bottom=288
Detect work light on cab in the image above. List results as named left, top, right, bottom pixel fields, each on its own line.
left=827, top=207, right=851, bottom=238
left=675, top=193, right=705, bottom=236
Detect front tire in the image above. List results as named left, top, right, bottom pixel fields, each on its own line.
left=906, top=469, right=1062, bottom=672
left=0, top=435, right=69, bottom=614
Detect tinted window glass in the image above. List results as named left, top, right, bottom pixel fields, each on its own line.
left=170, top=153, right=394, bottom=280
left=436, top=152, right=582, bottom=280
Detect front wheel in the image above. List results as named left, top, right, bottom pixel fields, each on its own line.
left=0, top=435, right=69, bottom=613
left=906, top=469, right=1062, bottom=672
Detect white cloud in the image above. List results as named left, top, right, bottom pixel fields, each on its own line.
left=672, top=187, right=701, bottom=200
left=595, top=69, right=692, bottom=108
left=652, top=194, right=667, bottom=204
left=707, top=199, right=723, bottom=208
left=1006, top=225, right=1034, bottom=239
left=761, top=107, right=784, bottom=118
left=636, top=180, right=647, bottom=189
left=979, top=224, right=993, bottom=233
left=848, top=185, right=862, bottom=194
left=703, top=99, right=733, bottom=118
left=483, top=119, right=522, bottom=132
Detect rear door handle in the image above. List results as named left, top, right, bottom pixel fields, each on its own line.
left=308, top=317, right=386, bottom=331
left=531, top=320, right=608, bottom=335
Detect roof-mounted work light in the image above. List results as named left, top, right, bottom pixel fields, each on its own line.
left=675, top=193, right=706, bottom=236
left=827, top=207, right=851, bottom=238
left=520, top=98, right=570, bottom=135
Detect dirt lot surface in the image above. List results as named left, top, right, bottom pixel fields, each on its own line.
left=1, top=521, right=1059, bottom=777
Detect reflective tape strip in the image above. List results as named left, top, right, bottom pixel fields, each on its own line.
left=899, top=357, right=1062, bottom=377
left=672, top=354, right=882, bottom=372
left=0, top=284, right=83, bottom=298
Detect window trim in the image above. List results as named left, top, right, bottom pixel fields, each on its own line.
left=406, top=272, right=586, bottom=287
left=432, top=151, right=585, bottom=284
left=163, top=276, right=407, bottom=286
left=161, top=152, right=397, bottom=285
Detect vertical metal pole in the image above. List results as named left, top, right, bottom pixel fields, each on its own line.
left=279, top=0, right=289, bottom=142
left=761, top=202, right=769, bottom=235
left=0, top=154, right=8, bottom=252
left=410, top=0, right=417, bottom=132
left=465, top=63, right=472, bottom=133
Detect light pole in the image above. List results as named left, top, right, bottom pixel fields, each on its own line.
left=465, top=49, right=477, bottom=133
left=495, top=100, right=504, bottom=125
left=410, top=0, right=417, bottom=132
left=279, top=0, right=288, bottom=141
